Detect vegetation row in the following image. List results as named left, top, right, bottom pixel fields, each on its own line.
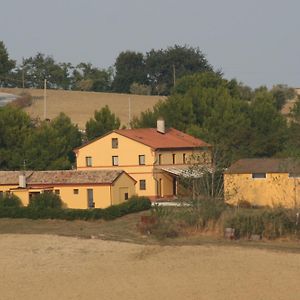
left=0, top=193, right=151, bottom=221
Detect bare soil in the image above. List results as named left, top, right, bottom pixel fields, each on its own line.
left=0, top=88, right=164, bottom=129
left=0, top=214, right=300, bottom=299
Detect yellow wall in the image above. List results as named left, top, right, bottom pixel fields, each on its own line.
left=224, top=173, right=300, bottom=208
left=0, top=173, right=136, bottom=209
left=111, top=173, right=136, bottom=205
left=76, top=132, right=211, bottom=199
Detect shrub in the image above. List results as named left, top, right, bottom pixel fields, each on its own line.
left=0, top=195, right=151, bottom=221
left=0, top=194, right=22, bottom=208
left=28, top=193, right=63, bottom=209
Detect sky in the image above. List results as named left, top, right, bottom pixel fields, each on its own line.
left=1, top=0, right=300, bottom=88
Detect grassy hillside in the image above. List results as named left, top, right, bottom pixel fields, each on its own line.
left=0, top=88, right=164, bottom=129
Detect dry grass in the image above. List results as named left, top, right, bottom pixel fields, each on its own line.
left=0, top=88, right=164, bottom=129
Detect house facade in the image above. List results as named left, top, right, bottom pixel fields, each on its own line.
left=224, top=158, right=300, bottom=208
left=75, top=120, right=211, bottom=200
left=0, top=170, right=136, bottom=209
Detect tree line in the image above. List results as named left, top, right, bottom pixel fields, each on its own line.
left=131, top=72, right=298, bottom=167
left=0, top=41, right=213, bottom=95
left=0, top=105, right=120, bottom=170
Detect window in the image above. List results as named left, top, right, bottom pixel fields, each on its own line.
left=85, top=156, right=92, bottom=167
left=112, top=156, right=119, bottom=166
left=158, top=154, right=162, bottom=165
left=252, top=173, right=266, bottom=179
left=73, top=189, right=79, bottom=195
left=183, top=153, right=186, bottom=164
left=124, top=193, right=129, bottom=200
left=54, top=189, right=60, bottom=195
left=139, top=180, right=146, bottom=190
left=139, top=155, right=145, bottom=165
left=172, top=154, right=176, bottom=164
left=112, top=138, right=118, bottom=149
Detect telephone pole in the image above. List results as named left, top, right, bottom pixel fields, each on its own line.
left=43, top=79, right=47, bottom=120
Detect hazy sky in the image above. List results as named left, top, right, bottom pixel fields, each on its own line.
left=1, top=0, right=299, bottom=88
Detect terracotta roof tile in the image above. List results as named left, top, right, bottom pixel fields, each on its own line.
left=225, top=158, right=300, bottom=174
left=0, top=170, right=125, bottom=185
left=115, top=128, right=210, bottom=149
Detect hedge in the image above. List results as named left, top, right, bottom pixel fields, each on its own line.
left=0, top=196, right=151, bottom=221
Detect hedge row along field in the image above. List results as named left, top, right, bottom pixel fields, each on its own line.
left=0, top=194, right=151, bottom=221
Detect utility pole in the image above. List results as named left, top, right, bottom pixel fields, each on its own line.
left=128, top=97, right=131, bottom=128
left=173, top=64, right=176, bottom=87
left=22, top=69, right=25, bottom=90
left=43, top=79, right=47, bottom=120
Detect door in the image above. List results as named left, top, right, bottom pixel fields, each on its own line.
left=173, top=177, right=177, bottom=196
left=87, top=189, right=94, bottom=208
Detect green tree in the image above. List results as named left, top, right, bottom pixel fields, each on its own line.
left=145, top=45, right=213, bottom=95
left=86, top=105, right=120, bottom=140
left=0, top=106, right=32, bottom=169
left=22, top=53, right=72, bottom=89
left=271, top=84, right=296, bottom=111
left=0, top=41, right=16, bottom=86
left=24, top=113, right=82, bottom=170
left=112, top=51, right=147, bottom=93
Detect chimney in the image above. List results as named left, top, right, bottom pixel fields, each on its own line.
left=19, top=173, right=26, bottom=188
left=157, top=118, right=165, bottom=134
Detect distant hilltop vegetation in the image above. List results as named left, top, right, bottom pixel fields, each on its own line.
left=0, top=88, right=164, bottom=129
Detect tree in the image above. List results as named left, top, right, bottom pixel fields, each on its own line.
left=271, top=84, right=296, bottom=111
left=86, top=105, right=120, bottom=140
left=21, top=53, right=72, bottom=89
left=72, top=63, right=113, bottom=92
left=112, top=51, right=147, bottom=93
left=0, top=106, right=32, bottom=169
left=0, top=41, right=15, bottom=86
left=145, top=45, right=213, bottom=95
left=24, top=114, right=82, bottom=170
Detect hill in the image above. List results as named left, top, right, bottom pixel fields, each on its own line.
left=0, top=88, right=164, bottom=129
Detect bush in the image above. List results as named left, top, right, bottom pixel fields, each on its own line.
left=224, top=207, right=300, bottom=239
left=0, top=194, right=22, bottom=208
left=28, top=193, right=63, bottom=209
left=0, top=195, right=151, bottom=221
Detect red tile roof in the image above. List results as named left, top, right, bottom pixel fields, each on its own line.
left=0, top=170, right=129, bottom=185
left=115, top=128, right=210, bottom=149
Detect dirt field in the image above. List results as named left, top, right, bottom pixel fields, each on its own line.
left=0, top=234, right=299, bottom=300
left=0, top=88, right=163, bottom=129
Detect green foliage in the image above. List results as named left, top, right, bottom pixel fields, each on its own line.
left=0, top=41, right=16, bottom=86
left=0, top=194, right=22, bottom=208
left=28, top=193, right=63, bottom=209
left=86, top=105, right=120, bottom=140
left=271, top=84, right=296, bottom=111
left=113, top=51, right=147, bottom=93
left=0, top=196, right=151, bottom=221
left=224, top=207, right=299, bottom=239
left=23, top=113, right=81, bottom=170
left=0, top=106, right=33, bottom=170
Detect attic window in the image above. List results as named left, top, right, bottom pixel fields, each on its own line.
left=252, top=173, right=266, bottom=179
left=112, top=138, right=118, bottom=149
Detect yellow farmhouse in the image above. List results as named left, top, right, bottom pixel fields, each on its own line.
left=0, top=170, right=136, bottom=209
left=74, top=120, right=211, bottom=200
left=224, top=158, right=300, bottom=208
